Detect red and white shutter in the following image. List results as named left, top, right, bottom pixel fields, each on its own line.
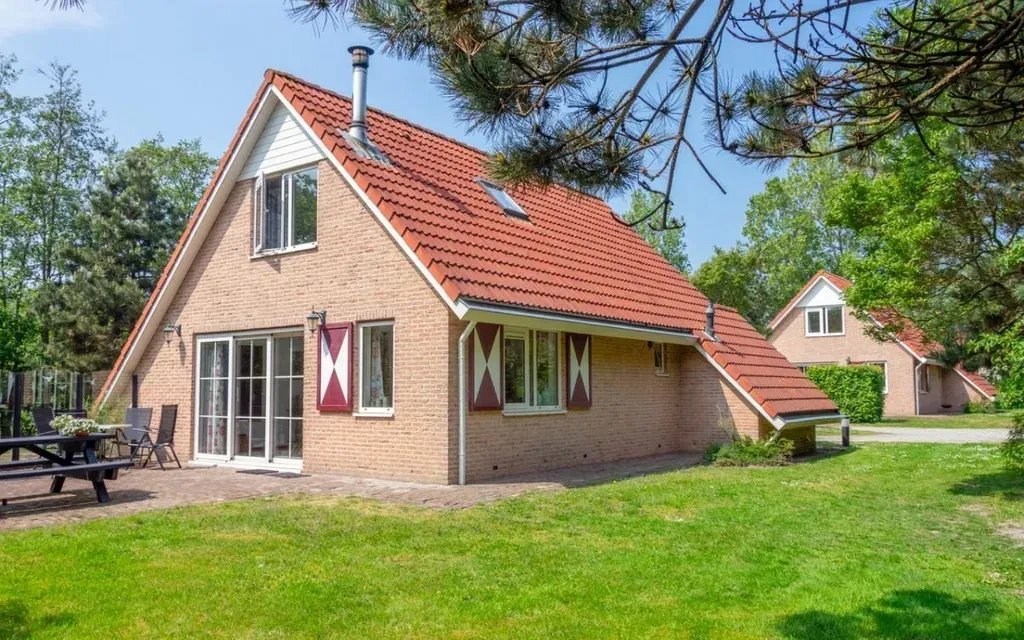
left=318, top=322, right=353, bottom=411
left=565, top=333, right=592, bottom=408
left=469, top=323, right=503, bottom=411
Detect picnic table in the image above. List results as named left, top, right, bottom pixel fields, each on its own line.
left=0, top=433, right=132, bottom=504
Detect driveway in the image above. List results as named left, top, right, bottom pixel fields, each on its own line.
left=820, top=425, right=1008, bottom=444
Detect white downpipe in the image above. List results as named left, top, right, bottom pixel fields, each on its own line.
left=914, top=360, right=924, bottom=415
left=458, top=321, right=477, bottom=486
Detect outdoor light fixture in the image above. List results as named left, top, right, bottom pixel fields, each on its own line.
left=305, top=309, right=327, bottom=333
left=163, top=324, right=182, bottom=344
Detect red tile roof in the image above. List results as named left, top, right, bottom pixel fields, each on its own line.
left=771, top=270, right=997, bottom=398
left=100, top=70, right=839, bottom=421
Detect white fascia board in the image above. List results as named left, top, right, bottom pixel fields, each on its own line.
left=268, top=85, right=460, bottom=317
left=101, top=89, right=278, bottom=406
left=460, top=300, right=698, bottom=345
left=768, top=275, right=844, bottom=331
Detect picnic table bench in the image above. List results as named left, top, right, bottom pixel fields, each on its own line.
left=0, top=433, right=132, bottom=505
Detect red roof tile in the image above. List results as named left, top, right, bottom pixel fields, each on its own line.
left=100, top=70, right=840, bottom=421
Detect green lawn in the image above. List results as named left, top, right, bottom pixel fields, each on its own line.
left=2, top=445, right=1023, bottom=639
left=861, top=412, right=1021, bottom=429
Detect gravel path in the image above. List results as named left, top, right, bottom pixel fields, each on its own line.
left=820, top=425, right=1008, bottom=444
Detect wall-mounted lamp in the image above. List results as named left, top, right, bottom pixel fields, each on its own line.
left=305, top=309, right=327, bottom=333
left=163, top=324, right=182, bottom=344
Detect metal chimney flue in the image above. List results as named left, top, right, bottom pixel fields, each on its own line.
left=348, top=45, right=374, bottom=143
left=705, top=301, right=716, bottom=339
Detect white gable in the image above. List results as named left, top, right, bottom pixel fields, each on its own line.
left=239, top=101, right=324, bottom=179
left=798, top=278, right=844, bottom=308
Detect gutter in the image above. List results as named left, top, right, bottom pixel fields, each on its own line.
left=457, top=321, right=477, bottom=486
left=777, top=413, right=844, bottom=427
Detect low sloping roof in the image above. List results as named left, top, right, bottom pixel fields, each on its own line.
left=770, top=270, right=997, bottom=399
left=99, top=70, right=839, bottom=420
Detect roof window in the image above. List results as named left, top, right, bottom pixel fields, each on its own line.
left=477, top=178, right=528, bottom=219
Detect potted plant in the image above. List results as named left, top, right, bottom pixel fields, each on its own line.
left=52, top=415, right=100, bottom=437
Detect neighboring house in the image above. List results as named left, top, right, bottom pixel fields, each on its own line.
left=768, top=271, right=997, bottom=417
left=97, top=49, right=839, bottom=484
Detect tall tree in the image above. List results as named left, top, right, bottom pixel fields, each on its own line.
left=623, top=190, right=689, bottom=273
left=129, top=135, right=216, bottom=238
left=49, top=151, right=174, bottom=371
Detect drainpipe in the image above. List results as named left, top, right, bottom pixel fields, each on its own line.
left=458, top=321, right=477, bottom=486
left=914, top=361, right=924, bottom=415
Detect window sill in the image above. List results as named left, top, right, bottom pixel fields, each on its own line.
left=804, top=333, right=845, bottom=338
left=250, top=242, right=318, bottom=260
left=654, top=371, right=669, bottom=377
left=502, top=408, right=567, bottom=417
left=354, top=410, right=394, bottom=418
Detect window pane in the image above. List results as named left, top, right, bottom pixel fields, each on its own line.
left=534, top=331, right=558, bottom=407
left=235, top=418, right=250, bottom=456
left=274, top=338, right=290, bottom=378
left=292, top=167, right=318, bottom=245
left=291, top=337, right=303, bottom=376
left=274, top=378, right=291, bottom=419
left=235, top=379, right=251, bottom=417
left=250, top=418, right=266, bottom=457
left=504, top=336, right=526, bottom=404
left=264, top=176, right=283, bottom=249
left=654, top=343, right=664, bottom=371
left=291, top=420, right=303, bottom=458
left=361, top=325, right=394, bottom=409
left=274, top=419, right=290, bottom=458
left=214, top=342, right=229, bottom=377
left=806, top=310, right=822, bottom=334
left=826, top=306, right=844, bottom=334
left=237, top=343, right=251, bottom=377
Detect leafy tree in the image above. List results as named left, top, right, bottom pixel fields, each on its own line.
left=691, top=158, right=860, bottom=330
left=49, top=151, right=174, bottom=372
left=623, top=190, right=689, bottom=273
left=130, top=135, right=216, bottom=236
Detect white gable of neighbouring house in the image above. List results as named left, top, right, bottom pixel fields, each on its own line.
left=796, top=278, right=844, bottom=308
left=239, top=101, right=324, bottom=180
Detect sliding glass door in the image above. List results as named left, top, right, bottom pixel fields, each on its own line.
left=195, top=332, right=303, bottom=466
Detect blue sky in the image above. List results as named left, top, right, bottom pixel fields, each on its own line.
left=2, top=0, right=792, bottom=267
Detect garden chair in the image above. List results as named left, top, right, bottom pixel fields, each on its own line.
left=113, top=407, right=152, bottom=462
left=139, top=405, right=180, bottom=470
left=31, top=407, right=56, bottom=436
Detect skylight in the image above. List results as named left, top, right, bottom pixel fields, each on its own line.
left=477, top=178, right=528, bottom=219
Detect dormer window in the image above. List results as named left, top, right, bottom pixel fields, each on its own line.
left=805, top=305, right=844, bottom=336
left=254, top=166, right=318, bottom=254
left=477, top=178, right=528, bottom=219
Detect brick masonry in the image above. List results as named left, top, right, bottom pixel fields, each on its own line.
left=769, top=305, right=984, bottom=416
left=122, top=160, right=813, bottom=485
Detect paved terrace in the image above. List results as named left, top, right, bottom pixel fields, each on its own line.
left=0, top=453, right=702, bottom=531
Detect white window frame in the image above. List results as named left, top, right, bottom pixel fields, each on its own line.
left=805, top=305, right=844, bottom=336
left=193, top=328, right=304, bottom=470
left=252, top=165, right=319, bottom=257
left=358, top=321, right=395, bottom=416
left=863, top=361, right=889, bottom=394
left=653, top=342, right=667, bottom=375
left=502, top=326, right=563, bottom=414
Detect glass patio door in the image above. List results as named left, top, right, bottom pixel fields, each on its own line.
left=197, top=340, right=230, bottom=456
left=272, top=335, right=303, bottom=460
left=233, top=337, right=269, bottom=460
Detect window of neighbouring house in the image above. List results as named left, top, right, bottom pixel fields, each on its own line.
left=503, top=327, right=561, bottom=411
left=359, top=322, right=394, bottom=414
left=918, top=365, right=932, bottom=393
left=253, top=166, right=318, bottom=254
left=862, top=361, right=889, bottom=393
left=805, top=305, right=843, bottom=336
left=653, top=342, right=666, bottom=375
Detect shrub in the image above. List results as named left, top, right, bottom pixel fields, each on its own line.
left=0, top=408, right=35, bottom=437
left=806, top=364, right=885, bottom=423
left=964, top=399, right=997, bottom=414
left=708, top=437, right=794, bottom=467
left=1002, top=414, right=1024, bottom=470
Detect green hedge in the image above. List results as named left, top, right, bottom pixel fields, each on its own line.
left=806, top=364, right=885, bottom=423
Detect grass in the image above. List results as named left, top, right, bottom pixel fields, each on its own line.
left=1, top=444, right=1024, bottom=639
left=860, top=412, right=1021, bottom=429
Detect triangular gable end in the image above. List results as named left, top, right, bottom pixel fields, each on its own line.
left=768, top=274, right=846, bottom=331
left=239, top=101, right=325, bottom=180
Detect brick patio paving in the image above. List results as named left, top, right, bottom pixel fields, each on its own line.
left=0, top=452, right=701, bottom=531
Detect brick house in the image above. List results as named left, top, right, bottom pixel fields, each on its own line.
left=97, top=50, right=839, bottom=484
left=768, top=271, right=997, bottom=417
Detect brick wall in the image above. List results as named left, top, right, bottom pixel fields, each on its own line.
left=769, top=306, right=920, bottom=416
left=129, top=160, right=454, bottom=483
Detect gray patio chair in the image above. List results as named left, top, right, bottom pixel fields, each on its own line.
left=139, top=405, right=180, bottom=470
left=113, top=407, right=153, bottom=462
left=31, top=406, right=56, bottom=436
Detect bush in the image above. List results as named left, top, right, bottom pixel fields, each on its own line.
left=1002, top=414, right=1024, bottom=470
left=707, top=437, right=794, bottom=467
left=0, top=408, right=35, bottom=437
left=964, top=399, right=997, bottom=414
left=806, top=364, right=885, bottom=423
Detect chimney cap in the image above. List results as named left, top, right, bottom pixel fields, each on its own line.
left=348, top=45, right=374, bottom=67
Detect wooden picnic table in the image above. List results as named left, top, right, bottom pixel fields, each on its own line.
left=0, top=433, right=132, bottom=504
